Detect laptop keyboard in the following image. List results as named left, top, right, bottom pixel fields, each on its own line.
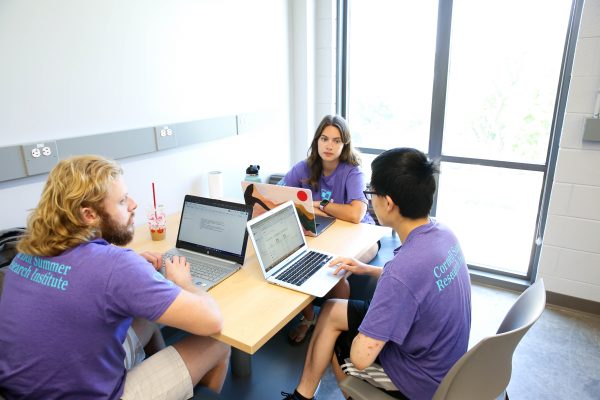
left=163, top=251, right=227, bottom=282
left=275, top=251, right=332, bottom=286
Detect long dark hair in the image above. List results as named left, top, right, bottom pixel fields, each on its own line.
left=305, top=115, right=361, bottom=190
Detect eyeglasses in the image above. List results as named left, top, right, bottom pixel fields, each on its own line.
left=363, top=190, right=379, bottom=200
left=319, top=136, right=343, bottom=146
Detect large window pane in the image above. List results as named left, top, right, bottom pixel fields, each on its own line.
left=358, top=152, right=377, bottom=181
left=443, top=0, right=571, bottom=163
left=347, top=0, right=438, bottom=151
left=435, top=163, right=543, bottom=275
left=343, top=0, right=575, bottom=280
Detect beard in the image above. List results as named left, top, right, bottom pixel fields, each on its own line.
left=96, top=207, right=135, bottom=246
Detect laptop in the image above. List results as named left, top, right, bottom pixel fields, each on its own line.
left=241, top=181, right=336, bottom=237
left=246, top=200, right=345, bottom=297
left=161, top=195, right=253, bottom=290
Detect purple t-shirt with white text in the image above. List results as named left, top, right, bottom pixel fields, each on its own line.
left=280, top=160, right=374, bottom=224
left=359, top=220, right=471, bottom=400
left=0, top=239, right=181, bottom=399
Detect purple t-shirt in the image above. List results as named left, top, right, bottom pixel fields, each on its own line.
left=0, top=239, right=181, bottom=399
left=280, top=160, right=374, bottom=224
left=359, top=220, right=471, bottom=400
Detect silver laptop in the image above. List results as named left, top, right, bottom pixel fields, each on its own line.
left=162, top=195, right=252, bottom=290
left=246, top=200, right=344, bottom=297
left=241, top=181, right=336, bottom=237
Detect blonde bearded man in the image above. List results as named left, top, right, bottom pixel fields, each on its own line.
left=0, top=155, right=229, bottom=399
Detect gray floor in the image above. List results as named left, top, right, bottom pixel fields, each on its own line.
left=189, top=233, right=600, bottom=400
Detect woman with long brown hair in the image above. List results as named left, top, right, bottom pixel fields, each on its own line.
left=279, top=115, right=377, bottom=345
left=281, top=114, right=373, bottom=225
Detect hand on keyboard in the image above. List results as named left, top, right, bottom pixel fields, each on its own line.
left=162, top=254, right=194, bottom=288
left=328, top=256, right=368, bottom=276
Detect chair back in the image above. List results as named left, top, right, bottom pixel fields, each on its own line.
left=339, top=280, right=546, bottom=400
left=497, top=278, right=546, bottom=334
left=432, top=279, right=546, bottom=400
left=267, top=174, right=284, bottom=185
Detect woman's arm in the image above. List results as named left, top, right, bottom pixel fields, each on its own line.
left=316, top=164, right=369, bottom=223
left=314, top=199, right=367, bottom=224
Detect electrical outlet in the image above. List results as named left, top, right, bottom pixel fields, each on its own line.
left=21, top=142, right=59, bottom=176
left=154, top=125, right=178, bottom=150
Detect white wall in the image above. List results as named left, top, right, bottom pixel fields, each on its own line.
left=314, top=0, right=338, bottom=134
left=289, top=0, right=315, bottom=164
left=289, top=0, right=337, bottom=164
left=539, top=0, right=600, bottom=302
left=0, top=0, right=291, bottom=229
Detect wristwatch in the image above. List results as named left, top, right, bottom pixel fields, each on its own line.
left=319, top=199, right=330, bottom=211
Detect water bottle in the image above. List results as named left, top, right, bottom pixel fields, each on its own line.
left=245, top=165, right=261, bottom=183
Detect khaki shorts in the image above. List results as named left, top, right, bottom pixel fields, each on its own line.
left=121, top=327, right=194, bottom=400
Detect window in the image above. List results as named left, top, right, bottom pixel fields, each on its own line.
left=444, top=0, right=571, bottom=164
left=345, top=0, right=438, bottom=151
left=340, top=0, right=576, bottom=278
left=436, top=163, right=543, bottom=275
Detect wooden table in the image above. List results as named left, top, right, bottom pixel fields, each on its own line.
left=129, top=212, right=391, bottom=375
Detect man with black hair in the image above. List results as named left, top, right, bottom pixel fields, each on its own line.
left=281, top=148, right=471, bottom=400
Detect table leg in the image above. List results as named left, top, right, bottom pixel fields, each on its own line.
left=231, top=348, right=252, bottom=377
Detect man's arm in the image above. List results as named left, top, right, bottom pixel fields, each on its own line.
left=156, top=288, right=223, bottom=336
left=329, top=256, right=383, bottom=278
left=138, top=251, right=162, bottom=270
left=155, top=256, right=223, bottom=336
left=350, top=333, right=386, bottom=371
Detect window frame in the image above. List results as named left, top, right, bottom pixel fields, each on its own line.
left=336, top=0, right=584, bottom=282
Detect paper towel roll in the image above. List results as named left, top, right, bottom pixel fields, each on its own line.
left=208, top=171, right=223, bottom=199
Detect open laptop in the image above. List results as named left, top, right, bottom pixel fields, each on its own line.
left=246, top=201, right=345, bottom=297
left=161, top=195, right=253, bottom=290
left=241, top=181, right=336, bottom=237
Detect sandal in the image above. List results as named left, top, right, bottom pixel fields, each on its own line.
left=288, top=314, right=317, bottom=346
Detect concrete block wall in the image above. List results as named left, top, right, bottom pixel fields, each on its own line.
left=539, top=0, right=600, bottom=302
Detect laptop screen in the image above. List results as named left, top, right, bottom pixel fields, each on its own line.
left=248, top=202, right=305, bottom=273
left=177, top=196, right=251, bottom=263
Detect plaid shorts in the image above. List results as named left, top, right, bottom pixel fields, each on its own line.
left=334, top=299, right=408, bottom=400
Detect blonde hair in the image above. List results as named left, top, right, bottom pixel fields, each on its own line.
left=18, top=155, right=123, bottom=256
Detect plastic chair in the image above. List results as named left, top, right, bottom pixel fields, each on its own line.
left=339, top=279, right=546, bottom=400
left=268, top=174, right=285, bottom=185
